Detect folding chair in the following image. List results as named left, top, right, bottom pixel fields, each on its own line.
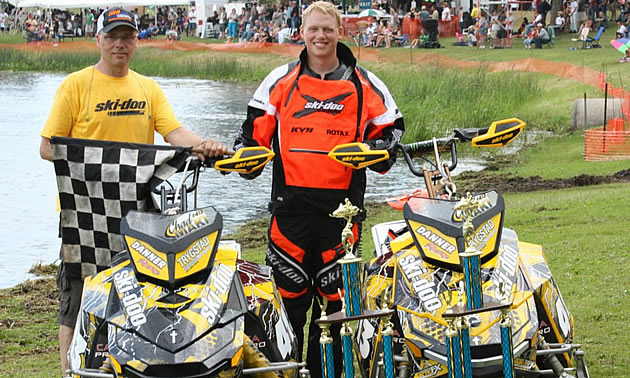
left=543, top=26, right=555, bottom=48
left=585, top=25, right=605, bottom=48
left=572, top=26, right=590, bottom=49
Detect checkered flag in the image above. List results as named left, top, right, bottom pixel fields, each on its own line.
left=51, top=137, right=192, bottom=279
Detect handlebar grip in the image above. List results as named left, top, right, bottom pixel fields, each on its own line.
left=405, top=140, right=436, bottom=154
left=402, top=137, right=452, bottom=155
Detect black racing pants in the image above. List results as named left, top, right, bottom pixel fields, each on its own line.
left=266, top=213, right=360, bottom=378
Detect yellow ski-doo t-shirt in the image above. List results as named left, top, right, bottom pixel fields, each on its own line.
left=41, top=66, right=181, bottom=143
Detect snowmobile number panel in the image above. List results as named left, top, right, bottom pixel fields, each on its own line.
left=121, top=206, right=223, bottom=287
left=403, top=190, right=505, bottom=272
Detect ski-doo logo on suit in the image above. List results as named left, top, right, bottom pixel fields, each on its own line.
left=266, top=248, right=307, bottom=286
left=398, top=254, right=442, bottom=312
left=292, top=93, right=352, bottom=118
left=94, top=98, right=147, bottom=117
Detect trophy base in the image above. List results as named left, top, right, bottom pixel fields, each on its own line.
left=442, top=300, right=512, bottom=318
left=315, top=309, right=396, bottom=325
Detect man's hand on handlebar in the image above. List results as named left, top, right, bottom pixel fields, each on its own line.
left=195, top=139, right=230, bottom=162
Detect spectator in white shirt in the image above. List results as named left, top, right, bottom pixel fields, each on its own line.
left=616, top=19, right=627, bottom=38
left=552, top=11, right=565, bottom=33
left=187, top=8, right=197, bottom=36
left=569, top=0, right=579, bottom=32
left=441, top=2, right=452, bottom=21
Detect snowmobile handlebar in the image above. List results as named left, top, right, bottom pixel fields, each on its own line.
left=397, top=137, right=458, bottom=178
left=397, top=118, right=526, bottom=178
left=152, top=146, right=275, bottom=195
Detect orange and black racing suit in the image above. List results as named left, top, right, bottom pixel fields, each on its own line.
left=234, top=42, right=404, bottom=378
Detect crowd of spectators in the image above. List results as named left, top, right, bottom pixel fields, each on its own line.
left=0, top=5, right=198, bottom=44
left=203, top=2, right=305, bottom=44
left=2, top=0, right=629, bottom=49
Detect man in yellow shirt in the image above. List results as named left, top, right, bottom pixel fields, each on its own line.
left=471, top=4, right=481, bottom=19
left=38, top=8, right=227, bottom=376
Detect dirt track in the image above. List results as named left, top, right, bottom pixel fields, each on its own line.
left=457, top=168, right=630, bottom=193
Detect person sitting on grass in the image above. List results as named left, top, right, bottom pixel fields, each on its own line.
left=138, top=23, right=157, bottom=39
left=375, top=21, right=393, bottom=47
left=552, top=11, right=565, bottom=33
left=615, top=19, right=626, bottom=38
left=454, top=26, right=478, bottom=46
left=524, top=25, right=537, bottom=48
left=594, top=10, right=607, bottom=30
left=362, top=20, right=377, bottom=46
left=165, top=28, right=178, bottom=41
left=533, top=22, right=550, bottom=48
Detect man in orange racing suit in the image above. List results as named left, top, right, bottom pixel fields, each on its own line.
left=233, top=2, right=404, bottom=376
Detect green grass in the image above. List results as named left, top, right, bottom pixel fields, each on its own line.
left=495, top=132, right=630, bottom=178
left=386, top=26, right=630, bottom=86
left=505, top=184, right=630, bottom=377
left=0, top=279, right=59, bottom=377
left=0, top=45, right=598, bottom=134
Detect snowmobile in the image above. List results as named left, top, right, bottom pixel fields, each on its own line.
left=328, top=119, right=590, bottom=378
left=68, top=147, right=307, bottom=378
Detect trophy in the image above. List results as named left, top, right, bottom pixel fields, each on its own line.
left=316, top=297, right=336, bottom=378
left=338, top=291, right=355, bottom=378
left=313, top=198, right=396, bottom=378
left=379, top=290, right=396, bottom=378
left=331, top=198, right=363, bottom=317
left=442, top=194, right=515, bottom=378
left=454, top=192, right=489, bottom=310
left=498, top=283, right=515, bottom=378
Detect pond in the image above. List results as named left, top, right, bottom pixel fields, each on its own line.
left=0, top=71, right=484, bottom=288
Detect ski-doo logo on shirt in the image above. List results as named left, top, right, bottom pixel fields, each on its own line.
left=94, top=98, right=146, bottom=117
left=293, top=93, right=352, bottom=118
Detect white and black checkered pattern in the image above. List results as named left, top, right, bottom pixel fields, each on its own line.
left=51, top=137, right=191, bottom=278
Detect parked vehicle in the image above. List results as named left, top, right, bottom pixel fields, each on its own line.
left=68, top=147, right=307, bottom=378
left=330, top=119, right=589, bottom=378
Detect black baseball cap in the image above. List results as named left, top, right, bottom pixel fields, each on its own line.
left=96, top=8, right=138, bottom=34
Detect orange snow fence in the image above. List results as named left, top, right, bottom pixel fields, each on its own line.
left=341, top=16, right=459, bottom=39
left=583, top=74, right=630, bottom=161
left=584, top=121, right=630, bottom=161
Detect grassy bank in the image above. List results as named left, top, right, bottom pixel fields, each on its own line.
left=0, top=42, right=603, bottom=135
